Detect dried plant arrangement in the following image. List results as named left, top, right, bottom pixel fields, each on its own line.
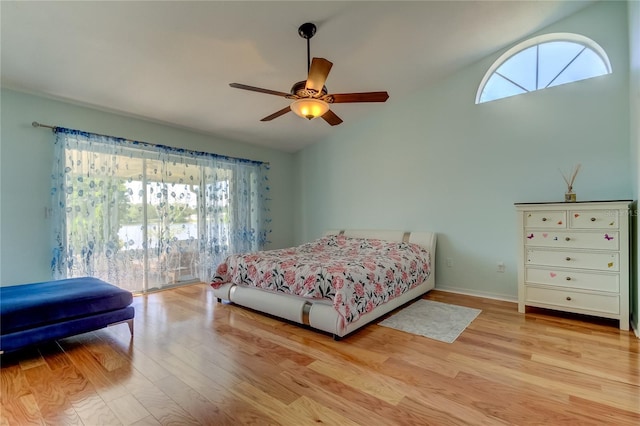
left=560, top=164, right=581, bottom=202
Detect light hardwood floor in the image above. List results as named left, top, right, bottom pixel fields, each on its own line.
left=1, top=284, right=639, bottom=425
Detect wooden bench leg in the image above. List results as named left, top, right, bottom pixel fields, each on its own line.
left=127, top=319, right=134, bottom=337
left=108, top=319, right=134, bottom=337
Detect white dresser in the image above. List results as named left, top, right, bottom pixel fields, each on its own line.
left=515, top=201, right=631, bottom=330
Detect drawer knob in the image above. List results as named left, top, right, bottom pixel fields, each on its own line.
left=590, top=217, right=596, bottom=222
left=565, top=237, right=571, bottom=241
left=565, top=257, right=571, bottom=261
left=542, top=217, right=548, bottom=222
left=566, top=296, right=572, bottom=301
left=565, top=277, right=572, bottom=281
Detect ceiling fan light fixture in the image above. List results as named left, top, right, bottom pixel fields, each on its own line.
left=229, top=21, right=388, bottom=126
left=290, top=98, right=329, bottom=120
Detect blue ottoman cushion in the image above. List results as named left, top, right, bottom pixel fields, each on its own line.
left=0, top=277, right=134, bottom=353
left=1, top=306, right=135, bottom=353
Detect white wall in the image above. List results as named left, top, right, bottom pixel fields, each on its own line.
left=0, top=89, right=296, bottom=286
left=294, top=1, right=632, bottom=300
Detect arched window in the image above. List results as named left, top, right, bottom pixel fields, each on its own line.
left=476, top=33, right=612, bottom=104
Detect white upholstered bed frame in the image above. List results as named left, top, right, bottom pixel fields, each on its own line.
left=211, top=230, right=437, bottom=339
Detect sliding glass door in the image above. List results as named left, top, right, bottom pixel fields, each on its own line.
left=112, top=158, right=202, bottom=292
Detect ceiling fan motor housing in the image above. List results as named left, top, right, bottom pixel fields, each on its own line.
left=290, top=80, right=328, bottom=99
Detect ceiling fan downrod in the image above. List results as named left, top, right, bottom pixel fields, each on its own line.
left=298, top=22, right=316, bottom=74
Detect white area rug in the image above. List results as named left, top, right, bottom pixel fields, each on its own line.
left=378, top=299, right=481, bottom=343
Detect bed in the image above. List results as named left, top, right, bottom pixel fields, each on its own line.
left=211, top=229, right=436, bottom=339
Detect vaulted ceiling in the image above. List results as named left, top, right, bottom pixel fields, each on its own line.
left=1, top=1, right=594, bottom=152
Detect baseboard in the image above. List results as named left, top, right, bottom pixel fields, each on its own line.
left=433, top=285, right=517, bottom=303
left=434, top=287, right=640, bottom=337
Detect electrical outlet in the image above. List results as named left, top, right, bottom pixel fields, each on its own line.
left=446, top=258, right=454, bottom=267
left=497, top=262, right=505, bottom=273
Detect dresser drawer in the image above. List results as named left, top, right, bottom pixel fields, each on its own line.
left=526, top=249, right=619, bottom=271
left=526, top=286, right=619, bottom=314
left=525, top=267, right=619, bottom=293
left=524, top=231, right=619, bottom=250
left=524, top=211, right=566, bottom=228
left=569, top=210, right=619, bottom=229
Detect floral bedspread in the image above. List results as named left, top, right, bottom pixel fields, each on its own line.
left=211, top=235, right=431, bottom=325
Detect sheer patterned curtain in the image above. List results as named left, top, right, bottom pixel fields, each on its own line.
left=50, top=127, right=270, bottom=293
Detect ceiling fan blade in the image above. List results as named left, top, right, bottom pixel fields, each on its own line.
left=321, top=109, right=343, bottom=126
left=230, top=83, right=290, bottom=98
left=305, top=58, right=333, bottom=93
left=260, top=106, right=292, bottom=122
left=329, top=92, right=389, bottom=103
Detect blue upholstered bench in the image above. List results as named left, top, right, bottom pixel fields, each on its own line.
left=0, top=277, right=134, bottom=354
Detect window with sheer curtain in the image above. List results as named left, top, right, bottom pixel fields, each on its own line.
left=50, top=127, right=270, bottom=293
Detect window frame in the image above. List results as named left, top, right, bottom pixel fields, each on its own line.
left=475, top=32, right=612, bottom=104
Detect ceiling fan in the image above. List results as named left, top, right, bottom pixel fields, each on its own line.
left=229, top=22, right=389, bottom=126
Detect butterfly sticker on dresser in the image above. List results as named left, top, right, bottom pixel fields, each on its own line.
left=526, top=233, right=534, bottom=239
left=604, top=234, right=614, bottom=241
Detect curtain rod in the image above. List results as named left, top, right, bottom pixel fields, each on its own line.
left=31, top=121, right=270, bottom=166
